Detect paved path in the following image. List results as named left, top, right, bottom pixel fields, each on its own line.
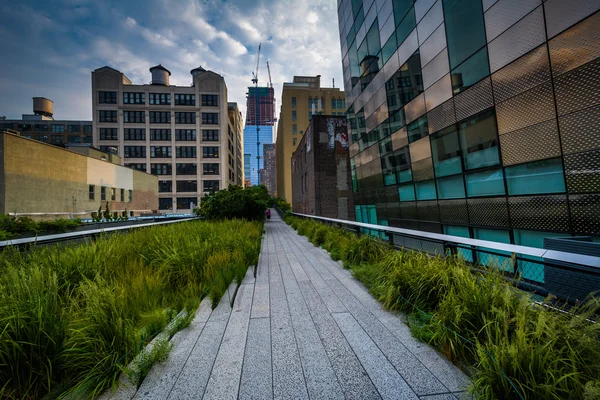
left=114, top=211, right=470, bottom=400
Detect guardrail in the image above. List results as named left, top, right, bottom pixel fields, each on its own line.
left=291, top=212, right=600, bottom=305
left=0, top=217, right=199, bottom=249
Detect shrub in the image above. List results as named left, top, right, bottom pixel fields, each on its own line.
left=196, top=185, right=270, bottom=221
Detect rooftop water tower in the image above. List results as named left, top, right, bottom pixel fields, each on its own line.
left=32, top=97, right=53, bottom=119
left=190, top=65, right=206, bottom=85
left=150, top=64, right=171, bottom=85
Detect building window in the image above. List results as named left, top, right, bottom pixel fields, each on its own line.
left=159, top=198, right=173, bottom=210
left=202, top=113, right=219, bottom=124
left=458, top=109, right=499, bottom=170
left=120, top=188, right=125, bottom=202
left=202, top=129, right=219, bottom=141
left=68, top=136, right=81, bottom=143
left=443, top=0, right=487, bottom=70
left=292, top=124, right=297, bottom=134
left=203, top=180, right=219, bottom=192
left=159, top=180, right=173, bottom=192
left=150, top=146, right=172, bottom=158
left=176, top=197, right=197, bottom=209
left=83, top=125, right=92, bottom=133
left=431, top=126, right=461, bottom=177
left=123, top=92, right=145, bottom=104
left=128, top=189, right=132, bottom=202
left=176, top=163, right=197, bottom=175
left=151, top=163, right=172, bottom=175
left=331, top=98, right=336, bottom=109
left=202, top=146, right=219, bottom=158
left=338, top=99, right=343, bottom=109
left=176, top=146, right=196, bottom=158
left=125, top=163, right=146, bottom=172
left=149, top=111, right=170, bottom=124
left=505, top=158, right=565, bottom=195
left=98, top=91, right=117, bottom=104
left=175, top=112, right=196, bottom=124
left=175, top=94, right=195, bottom=106
left=101, top=186, right=106, bottom=201
left=123, top=111, right=145, bottom=123
left=203, top=163, right=219, bottom=175
left=149, top=93, right=170, bottom=105
left=99, top=145, right=118, bottom=154
left=407, top=115, right=428, bottom=143
left=99, top=110, right=117, bottom=122
left=175, top=129, right=196, bottom=141
left=465, top=168, right=505, bottom=197
left=111, top=187, right=116, bottom=201
left=292, top=111, right=297, bottom=121
left=124, top=128, right=146, bottom=141
left=292, top=97, right=296, bottom=108
left=51, top=124, right=65, bottom=133
left=84, top=136, right=93, bottom=144
left=293, top=138, right=297, bottom=146
left=436, top=175, right=465, bottom=199
left=68, top=125, right=80, bottom=133
left=124, top=146, right=146, bottom=158
left=176, top=180, right=197, bottom=192
left=308, top=111, right=313, bottom=119
left=89, top=185, right=95, bottom=201
left=99, top=128, right=118, bottom=140
left=150, top=129, right=171, bottom=141
left=201, top=94, right=218, bottom=106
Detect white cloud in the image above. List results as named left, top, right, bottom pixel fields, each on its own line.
left=123, top=16, right=176, bottom=47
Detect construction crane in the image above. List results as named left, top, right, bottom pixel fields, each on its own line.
left=252, top=43, right=261, bottom=84
left=266, top=61, right=273, bottom=88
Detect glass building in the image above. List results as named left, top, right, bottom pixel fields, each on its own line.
left=338, top=0, right=600, bottom=247
left=243, top=125, right=274, bottom=185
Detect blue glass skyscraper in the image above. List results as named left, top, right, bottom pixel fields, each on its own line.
left=245, top=86, right=275, bottom=186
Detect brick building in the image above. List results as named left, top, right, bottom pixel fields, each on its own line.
left=291, top=115, right=354, bottom=220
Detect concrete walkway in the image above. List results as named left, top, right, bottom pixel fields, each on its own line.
left=115, top=211, right=470, bottom=400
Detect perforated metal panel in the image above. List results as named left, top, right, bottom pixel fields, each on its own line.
left=569, top=194, right=600, bottom=235
left=427, top=98, right=456, bottom=134
left=544, top=0, right=600, bottom=39
left=487, top=7, right=546, bottom=73
left=439, top=199, right=469, bottom=224
left=483, top=0, right=498, bottom=12
left=424, top=74, right=452, bottom=111
left=499, top=119, right=561, bottom=165
left=405, top=93, right=427, bottom=124
left=559, top=105, right=600, bottom=155
left=491, top=45, right=551, bottom=103
left=415, top=0, right=437, bottom=23
left=420, top=23, right=447, bottom=67
left=508, top=195, right=570, bottom=231
left=400, top=201, right=419, bottom=220
left=554, top=58, right=600, bottom=116
left=412, top=157, right=435, bottom=181
left=417, top=0, right=443, bottom=45
left=422, top=48, right=449, bottom=89
left=454, top=77, right=494, bottom=122
left=484, top=0, right=541, bottom=42
left=496, top=82, right=555, bottom=134
left=468, top=197, right=510, bottom=227
left=417, top=200, right=440, bottom=222
left=564, top=150, right=600, bottom=193
left=549, top=12, right=600, bottom=76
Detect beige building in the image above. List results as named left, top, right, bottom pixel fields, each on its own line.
left=275, top=76, right=344, bottom=202
left=0, top=132, right=158, bottom=218
left=91, top=64, right=244, bottom=212
left=228, top=102, right=244, bottom=185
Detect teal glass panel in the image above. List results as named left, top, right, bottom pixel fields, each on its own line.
left=443, top=0, right=487, bottom=69
left=351, top=169, right=358, bottom=192
left=351, top=0, right=362, bottom=19
left=415, top=180, right=437, bottom=200
left=514, top=230, right=571, bottom=283
left=354, top=4, right=365, bottom=27
left=382, top=34, right=398, bottom=64
left=437, top=175, right=465, bottom=199
left=451, top=46, right=490, bottom=94
left=355, top=205, right=362, bottom=222
left=431, top=126, right=461, bottom=177
left=397, top=169, right=412, bottom=183
left=393, top=0, right=413, bottom=27
left=383, top=171, right=397, bottom=185
left=398, top=183, right=416, bottom=201
left=407, top=115, right=428, bottom=143
left=379, top=219, right=389, bottom=240
left=366, top=20, right=381, bottom=56
left=367, top=205, right=378, bottom=237
left=459, top=109, right=499, bottom=170
left=358, top=38, right=369, bottom=69
left=443, top=225, right=473, bottom=262
left=473, top=228, right=512, bottom=271
left=395, top=6, right=416, bottom=46
left=465, top=168, right=505, bottom=197
left=505, top=158, right=566, bottom=195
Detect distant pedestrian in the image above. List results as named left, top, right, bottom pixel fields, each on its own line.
left=266, top=209, right=271, bottom=220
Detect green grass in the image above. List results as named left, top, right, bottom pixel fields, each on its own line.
left=286, top=216, right=600, bottom=400
left=0, top=219, right=262, bottom=400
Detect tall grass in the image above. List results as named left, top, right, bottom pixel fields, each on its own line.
left=286, top=216, right=600, bottom=400
left=0, top=219, right=261, bottom=400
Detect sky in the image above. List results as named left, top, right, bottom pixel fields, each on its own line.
left=0, top=0, right=344, bottom=122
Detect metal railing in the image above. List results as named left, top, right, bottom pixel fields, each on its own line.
left=0, top=217, right=199, bottom=249
left=291, top=212, right=600, bottom=305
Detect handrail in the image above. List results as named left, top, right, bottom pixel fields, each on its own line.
left=0, top=217, right=199, bottom=248
left=292, top=213, right=600, bottom=269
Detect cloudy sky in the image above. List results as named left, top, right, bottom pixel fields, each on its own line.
left=0, top=0, right=344, bottom=122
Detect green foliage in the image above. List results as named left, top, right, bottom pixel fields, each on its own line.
left=196, top=185, right=271, bottom=221
left=286, top=216, right=600, bottom=400
left=273, top=197, right=291, bottom=212
left=0, top=219, right=262, bottom=399
left=0, top=230, right=14, bottom=241
left=0, top=215, right=81, bottom=235
left=104, top=202, right=111, bottom=221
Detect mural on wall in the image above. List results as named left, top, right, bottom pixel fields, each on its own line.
left=327, top=118, right=348, bottom=149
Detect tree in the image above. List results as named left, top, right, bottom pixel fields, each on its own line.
left=195, top=185, right=270, bottom=221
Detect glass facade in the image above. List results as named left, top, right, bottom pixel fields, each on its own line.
left=243, top=125, right=274, bottom=185
left=338, top=0, right=600, bottom=246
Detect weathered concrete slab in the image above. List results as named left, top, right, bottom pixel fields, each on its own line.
left=238, top=317, right=273, bottom=400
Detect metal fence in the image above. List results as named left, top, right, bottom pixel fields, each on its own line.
left=291, top=212, right=600, bottom=306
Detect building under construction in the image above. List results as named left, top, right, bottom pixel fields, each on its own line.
left=244, top=85, right=275, bottom=186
